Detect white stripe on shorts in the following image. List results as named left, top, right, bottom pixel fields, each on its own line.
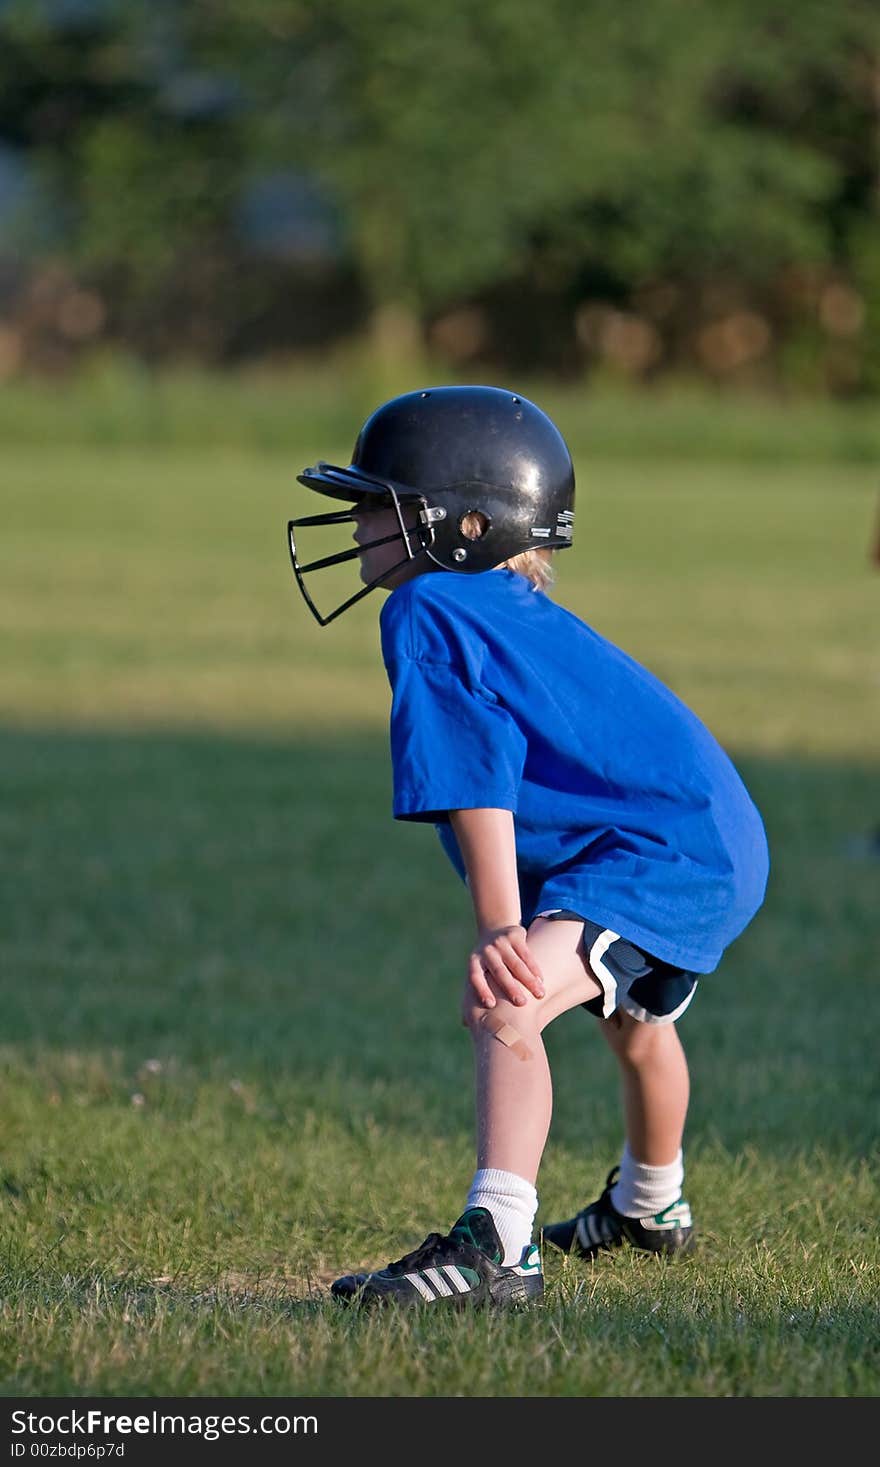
left=587, top=928, right=621, bottom=1020
left=618, top=981, right=698, bottom=1027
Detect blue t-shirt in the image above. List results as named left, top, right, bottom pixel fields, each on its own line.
left=379, top=569, right=769, bottom=974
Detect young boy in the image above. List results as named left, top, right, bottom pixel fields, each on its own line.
left=288, top=385, right=769, bottom=1309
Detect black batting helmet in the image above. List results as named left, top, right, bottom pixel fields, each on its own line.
left=288, top=384, right=575, bottom=624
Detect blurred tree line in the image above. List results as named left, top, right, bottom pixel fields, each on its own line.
left=0, top=0, right=878, bottom=392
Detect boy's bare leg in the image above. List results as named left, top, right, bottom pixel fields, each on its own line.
left=599, top=1012, right=689, bottom=1165
left=463, top=917, right=601, bottom=1185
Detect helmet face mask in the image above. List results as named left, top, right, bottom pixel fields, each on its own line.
left=288, top=386, right=575, bottom=625
left=288, top=474, right=438, bottom=627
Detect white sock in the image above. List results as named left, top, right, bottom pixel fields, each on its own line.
left=466, top=1168, right=538, bottom=1265
left=610, top=1143, right=684, bottom=1219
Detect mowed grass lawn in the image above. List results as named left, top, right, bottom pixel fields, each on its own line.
left=0, top=379, right=878, bottom=1396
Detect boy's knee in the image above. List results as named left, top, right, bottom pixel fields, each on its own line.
left=461, top=995, right=536, bottom=1060
left=602, top=1010, right=669, bottom=1064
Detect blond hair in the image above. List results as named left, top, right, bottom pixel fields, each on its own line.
left=460, top=511, right=556, bottom=592
left=502, top=546, right=556, bottom=591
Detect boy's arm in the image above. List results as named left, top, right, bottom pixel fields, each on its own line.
left=449, top=807, right=545, bottom=1009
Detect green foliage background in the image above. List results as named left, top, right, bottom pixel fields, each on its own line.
left=1, top=0, right=879, bottom=385
left=1, top=0, right=878, bottom=1398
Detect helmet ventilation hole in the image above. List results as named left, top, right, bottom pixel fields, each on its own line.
left=460, top=510, right=490, bottom=540
left=420, top=391, right=431, bottom=398
left=511, top=396, right=521, bottom=404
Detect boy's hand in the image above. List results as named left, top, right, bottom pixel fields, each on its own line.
left=469, top=925, right=545, bottom=1009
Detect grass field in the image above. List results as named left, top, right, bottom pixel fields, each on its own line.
left=0, top=372, right=878, bottom=1397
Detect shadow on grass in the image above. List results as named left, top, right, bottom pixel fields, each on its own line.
left=1, top=725, right=878, bottom=1158
left=4, top=1262, right=333, bottom=1320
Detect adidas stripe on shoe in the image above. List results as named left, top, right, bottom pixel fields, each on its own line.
left=330, top=1206, right=544, bottom=1309
left=541, top=1167, right=695, bottom=1260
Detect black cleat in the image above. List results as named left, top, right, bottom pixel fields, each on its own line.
left=542, top=1167, right=695, bottom=1260
left=330, top=1207, right=544, bottom=1309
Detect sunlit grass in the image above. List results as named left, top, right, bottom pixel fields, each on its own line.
left=2, top=445, right=876, bottom=755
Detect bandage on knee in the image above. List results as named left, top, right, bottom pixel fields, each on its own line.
left=480, top=1010, right=531, bottom=1061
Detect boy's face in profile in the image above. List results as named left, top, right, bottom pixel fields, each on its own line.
left=352, top=503, right=428, bottom=591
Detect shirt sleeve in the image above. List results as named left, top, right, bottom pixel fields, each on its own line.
left=386, top=655, right=527, bottom=822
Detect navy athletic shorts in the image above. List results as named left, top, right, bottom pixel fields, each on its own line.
left=535, top=909, right=699, bottom=1025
